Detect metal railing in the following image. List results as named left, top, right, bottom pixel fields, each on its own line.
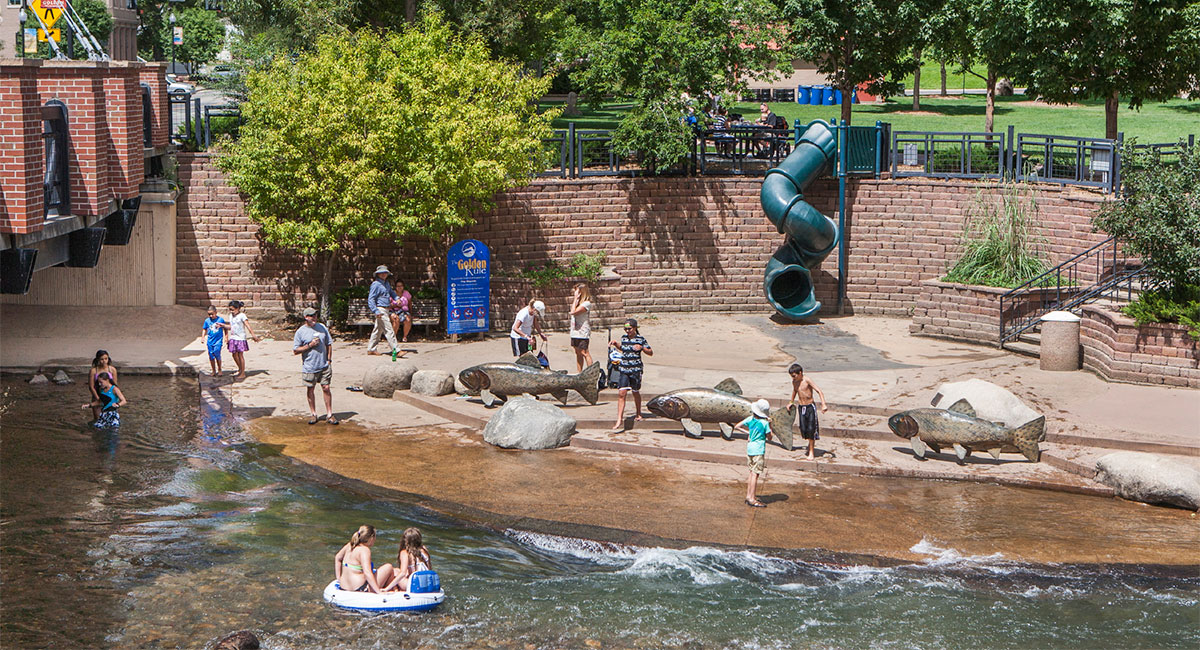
left=167, top=91, right=193, bottom=145
left=891, top=130, right=1006, bottom=179
left=998, top=236, right=1146, bottom=346
left=201, top=104, right=243, bottom=149
left=1014, top=132, right=1117, bottom=192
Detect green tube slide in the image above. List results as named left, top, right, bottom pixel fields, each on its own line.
left=761, top=120, right=840, bottom=320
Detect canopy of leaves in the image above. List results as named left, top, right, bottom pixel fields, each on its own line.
left=786, top=0, right=929, bottom=99
left=1011, top=0, right=1200, bottom=133
left=432, top=0, right=569, bottom=63
left=1094, top=142, right=1200, bottom=291
left=137, top=5, right=225, bottom=72
left=216, top=13, right=557, bottom=257
left=561, top=0, right=790, bottom=104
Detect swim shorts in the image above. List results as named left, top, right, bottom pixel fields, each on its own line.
left=302, top=365, right=333, bottom=386
left=797, top=403, right=820, bottom=440
left=747, top=454, right=764, bottom=475
left=511, top=337, right=531, bottom=357
left=95, top=411, right=120, bottom=429
left=207, top=345, right=222, bottom=360
left=570, top=337, right=590, bottom=351
left=616, top=370, right=642, bottom=392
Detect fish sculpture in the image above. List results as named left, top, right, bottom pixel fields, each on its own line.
left=646, top=378, right=797, bottom=451
left=458, top=353, right=603, bottom=407
left=887, top=398, right=1045, bottom=463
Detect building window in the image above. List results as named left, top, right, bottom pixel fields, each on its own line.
left=43, top=101, right=70, bottom=217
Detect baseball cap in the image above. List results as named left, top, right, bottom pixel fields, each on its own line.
left=302, top=307, right=318, bottom=317
left=532, top=300, right=546, bottom=314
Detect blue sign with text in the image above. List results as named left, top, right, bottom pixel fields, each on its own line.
left=446, top=239, right=490, bottom=335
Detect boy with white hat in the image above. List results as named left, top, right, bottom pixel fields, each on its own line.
left=734, top=399, right=774, bottom=507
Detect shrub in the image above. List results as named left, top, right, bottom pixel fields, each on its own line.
left=929, top=145, right=1002, bottom=175
left=518, top=252, right=607, bottom=288
left=330, top=285, right=369, bottom=327
left=1094, top=140, right=1200, bottom=291
left=943, top=182, right=1049, bottom=288
left=1122, top=285, right=1200, bottom=340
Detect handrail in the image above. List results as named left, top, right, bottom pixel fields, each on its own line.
left=998, top=236, right=1145, bottom=346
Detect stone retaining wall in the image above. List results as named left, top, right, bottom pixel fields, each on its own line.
left=175, top=154, right=1110, bottom=323
left=1081, top=305, right=1200, bottom=388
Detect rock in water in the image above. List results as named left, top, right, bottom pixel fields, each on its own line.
left=215, top=630, right=260, bottom=650
left=931, top=379, right=1040, bottom=429
left=411, top=369, right=455, bottom=396
left=362, top=361, right=418, bottom=398
left=52, top=370, right=73, bottom=385
left=29, top=374, right=49, bottom=385
left=1095, top=452, right=1200, bottom=510
left=483, top=397, right=576, bottom=450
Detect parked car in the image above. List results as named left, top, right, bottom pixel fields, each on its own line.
left=166, top=74, right=194, bottom=96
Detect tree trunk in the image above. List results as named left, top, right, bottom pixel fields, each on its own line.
left=841, top=85, right=853, bottom=124
left=319, top=251, right=336, bottom=321
left=985, top=66, right=997, bottom=133
left=1105, top=89, right=1119, bottom=140
left=405, top=0, right=417, bottom=22
left=912, top=49, right=922, bottom=111
left=940, top=61, right=947, bottom=96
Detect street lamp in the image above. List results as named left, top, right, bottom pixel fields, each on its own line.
left=17, top=8, right=26, bottom=59
left=168, top=12, right=176, bottom=75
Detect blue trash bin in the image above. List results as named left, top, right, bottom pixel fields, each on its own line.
left=797, top=85, right=810, bottom=104
left=833, top=89, right=843, bottom=104
left=809, top=85, right=824, bottom=105
left=851, top=89, right=859, bottom=104
left=822, top=87, right=836, bottom=105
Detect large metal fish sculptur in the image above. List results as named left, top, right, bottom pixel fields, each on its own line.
left=646, top=378, right=797, bottom=451
left=458, top=353, right=603, bottom=407
left=887, top=398, right=1045, bottom=463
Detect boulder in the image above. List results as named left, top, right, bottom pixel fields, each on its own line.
left=28, top=374, right=49, bottom=385
left=1095, top=452, right=1200, bottom=510
left=215, top=630, right=261, bottom=650
left=362, top=361, right=418, bottom=398
left=483, top=397, right=576, bottom=450
left=931, top=379, right=1041, bottom=429
left=997, top=78, right=1015, bottom=96
left=411, top=369, right=455, bottom=396
left=52, top=370, right=73, bottom=385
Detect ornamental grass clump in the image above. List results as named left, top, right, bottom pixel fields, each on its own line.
left=943, top=183, right=1049, bottom=288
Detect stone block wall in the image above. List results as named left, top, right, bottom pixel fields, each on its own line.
left=174, top=154, right=1112, bottom=326
left=1081, top=305, right=1200, bottom=388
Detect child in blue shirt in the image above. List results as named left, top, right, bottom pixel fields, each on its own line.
left=733, top=399, right=773, bottom=508
left=202, top=305, right=228, bottom=376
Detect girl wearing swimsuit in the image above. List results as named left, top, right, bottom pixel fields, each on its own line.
left=334, top=525, right=396, bottom=593
left=383, top=527, right=433, bottom=592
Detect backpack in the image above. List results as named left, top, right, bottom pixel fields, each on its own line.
left=772, top=114, right=788, bottom=130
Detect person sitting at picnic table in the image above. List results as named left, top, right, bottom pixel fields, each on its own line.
left=710, top=107, right=735, bottom=156
left=753, top=103, right=787, bottom=157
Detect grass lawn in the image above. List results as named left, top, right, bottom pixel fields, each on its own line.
left=543, top=96, right=1200, bottom=144
left=898, top=62, right=989, bottom=92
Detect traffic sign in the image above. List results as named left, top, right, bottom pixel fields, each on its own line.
left=31, top=0, right=64, bottom=30
left=37, top=28, right=62, bottom=43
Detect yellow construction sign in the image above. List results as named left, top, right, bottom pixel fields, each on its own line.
left=31, top=0, right=65, bottom=30
left=37, top=28, right=62, bottom=42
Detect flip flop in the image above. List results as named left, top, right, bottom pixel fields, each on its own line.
left=308, top=417, right=318, bottom=425
left=345, top=385, right=364, bottom=392
left=745, top=499, right=766, bottom=508
left=328, top=416, right=340, bottom=425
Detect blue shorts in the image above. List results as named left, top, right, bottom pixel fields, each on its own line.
left=207, top=345, right=222, bottom=360
left=617, top=371, right=642, bottom=392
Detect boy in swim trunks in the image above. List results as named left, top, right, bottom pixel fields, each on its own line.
left=788, top=363, right=828, bottom=460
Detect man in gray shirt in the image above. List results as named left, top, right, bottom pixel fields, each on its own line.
left=293, top=307, right=337, bottom=425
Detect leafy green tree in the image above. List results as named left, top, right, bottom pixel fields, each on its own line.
left=562, top=0, right=788, bottom=170
left=221, top=0, right=359, bottom=52
left=149, top=7, right=225, bottom=73
left=937, top=0, right=1026, bottom=133
left=787, top=0, right=932, bottom=124
left=1094, top=141, right=1200, bottom=291
left=216, top=15, right=557, bottom=316
left=1011, top=0, right=1200, bottom=140
left=432, top=0, right=569, bottom=63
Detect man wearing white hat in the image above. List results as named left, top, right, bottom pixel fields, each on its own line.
left=367, top=265, right=399, bottom=356
left=734, top=399, right=774, bottom=508
left=509, top=298, right=547, bottom=357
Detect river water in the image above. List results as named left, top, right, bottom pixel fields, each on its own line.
left=1, top=377, right=1197, bottom=649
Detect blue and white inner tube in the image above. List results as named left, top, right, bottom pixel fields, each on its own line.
left=323, top=570, right=445, bottom=612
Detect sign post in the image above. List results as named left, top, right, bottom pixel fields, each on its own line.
left=446, top=239, right=491, bottom=338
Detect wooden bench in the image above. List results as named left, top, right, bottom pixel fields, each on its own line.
left=347, top=299, right=439, bottom=338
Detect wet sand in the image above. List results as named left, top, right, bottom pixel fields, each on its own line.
left=248, top=418, right=1200, bottom=566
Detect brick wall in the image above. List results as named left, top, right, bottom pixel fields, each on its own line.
left=1082, top=305, right=1200, bottom=388
left=175, top=154, right=1112, bottom=325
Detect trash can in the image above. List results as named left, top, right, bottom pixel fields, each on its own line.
left=797, top=85, right=810, bottom=104
left=850, top=89, right=859, bottom=104
left=833, top=89, right=843, bottom=104
left=822, top=87, right=836, bottom=105
left=809, top=85, right=824, bottom=105
left=1039, top=311, right=1081, bottom=371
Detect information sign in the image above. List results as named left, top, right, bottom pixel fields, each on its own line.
left=173, top=26, right=184, bottom=45
left=446, top=239, right=490, bottom=335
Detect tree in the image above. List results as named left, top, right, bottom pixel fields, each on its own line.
left=432, top=0, right=569, bottom=63
left=787, top=0, right=931, bottom=125
left=1012, top=0, right=1200, bottom=140
left=144, top=7, right=225, bottom=73
left=952, top=0, right=1025, bottom=133
left=1094, top=141, right=1200, bottom=291
left=562, top=0, right=789, bottom=170
left=216, top=15, right=556, bottom=317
